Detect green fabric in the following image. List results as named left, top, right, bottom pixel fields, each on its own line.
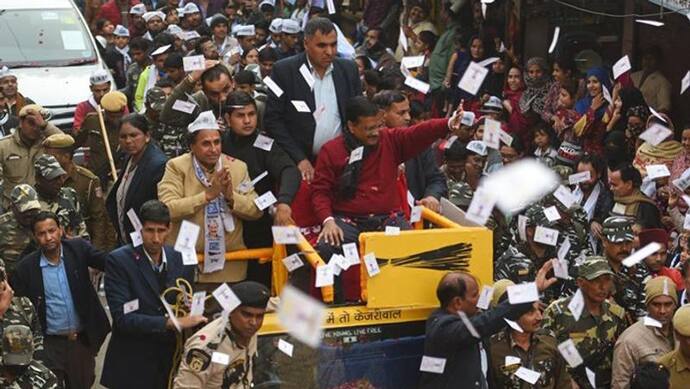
left=428, top=22, right=460, bottom=91
left=133, top=66, right=151, bottom=112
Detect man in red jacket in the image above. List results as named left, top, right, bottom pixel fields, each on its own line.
left=309, top=96, right=462, bottom=301
left=98, top=0, right=141, bottom=27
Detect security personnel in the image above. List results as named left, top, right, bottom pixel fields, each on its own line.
left=0, top=104, right=62, bottom=206
left=42, top=134, right=116, bottom=251
left=0, top=185, right=41, bottom=275
left=658, top=305, right=690, bottom=388
left=174, top=281, right=270, bottom=389
left=542, top=256, right=629, bottom=388
left=0, top=325, right=58, bottom=388
left=145, top=87, right=187, bottom=159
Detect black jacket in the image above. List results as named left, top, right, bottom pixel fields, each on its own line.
left=11, top=238, right=110, bottom=353
left=418, top=301, right=533, bottom=389
left=264, top=52, right=362, bottom=163
left=101, top=244, right=195, bottom=389
left=405, top=148, right=447, bottom=201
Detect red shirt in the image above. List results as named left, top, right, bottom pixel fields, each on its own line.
left=312, top=119, right=449, bottom=223
left=654, top=267, right=685, bottom=291
left=97, top=0, right=140, bottom=26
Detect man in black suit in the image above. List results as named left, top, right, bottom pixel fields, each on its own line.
left=11, top=211, right=110, bottom=389
left=264, top=17, right=362, bottom=182
left=101, top=200, right=206, bottom=389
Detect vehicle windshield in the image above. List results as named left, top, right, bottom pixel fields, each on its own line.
left=0, top=8, right=97, bottom=67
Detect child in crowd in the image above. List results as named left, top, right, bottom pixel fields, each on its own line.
left=532, top=122, right=559, bottom=166
left=553, top=78, right=580, bottom=143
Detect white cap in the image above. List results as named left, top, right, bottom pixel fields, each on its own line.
left=460, top=111, right=476, bottom=127
left=281, top=19, right=301, bottom=35
left=182, top=31, right=201, bottom=41
left=259, top=0, right=276, bottom=9
left=129, top=4, right=146, bottom=15
left=183, top=2, right=200, bottom=14
left=269, top=18, right=283, bottom=34
left=177, top=7, right=186, bottom=17
left=188, top=111, right=220, bottom=133
left=89, top=69, right=110, bottom=86
left=167, top=24, right=184, bottom=38
left=0, top=66, right=14, bottom=80
left=143, top=11, right=166, bottom=23
left=113, top=25, right=130, bottom=37
left=150, top=44, right=172, bottom=57
left=466, top=140, right=488, bottom=156
left=233, top=25, right=256, bottom=37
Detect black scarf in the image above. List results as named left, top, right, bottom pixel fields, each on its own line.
left=338, top=130, right=375, bottom=200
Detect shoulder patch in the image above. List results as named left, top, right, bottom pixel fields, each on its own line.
left=185, top=348, right=211, bottom=372
left=75, top=165, right=98, bottom=179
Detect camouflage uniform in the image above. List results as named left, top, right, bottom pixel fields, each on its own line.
left=0, top=324, right=57, bottom=389
left=0, top=185, right=41, bottom=275
left=542, top=257, right=629, bottom=389
left=145, top=87, right=187, bottom=159
left=447, top=178, right=473, bottom=209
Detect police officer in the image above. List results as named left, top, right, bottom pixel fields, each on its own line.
left=0, top=185, right=41, bottom=275
left=42, top=134, right=116, bottom=251
left=542, top=256, right=629, bottom=388
left=33, top=155, right=88, bottom=239
left=174, top=281, right=270, bottom=389
left=658, top=305, right=690, bottom=388
left=0, top=325, right=58, bottom=389
left=600, top=216, right=649, bottom=321
left=145, top=87, right=187, bottom=159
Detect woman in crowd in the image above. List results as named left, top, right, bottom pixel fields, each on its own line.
left=633, top=113, right=682, bottom=176
left=542, top=55, right=578, bottom=125
left=572, top=66, right=611, bottom=156
left=518, top=57, right=552, bottom=122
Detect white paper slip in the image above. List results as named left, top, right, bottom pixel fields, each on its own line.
left=457, top=311, right=480, bottom=338
left=329, top=254, right=348, bottom=274
left=291, top=100, right=311, bottom=113
left=183, top=55, right=205, bottom=71
left=684, top=213, right=690, bottom=230
left=282, top=254, right=304, bottom=272
left=272, top=226, right=300, bottom=244
left=548, top=26, right=560, bottom=54
left=326, top=0, right=336, bottom=14
left=363, top=253, right=380, bottom=277
left=505, top=356, right=521, bottom=366
left=557, top=339, right=584, bottom=368
left=419, top=356, right=446, bottom=374
left=553, top=258, right=569, bottom=280
left=278, top=338, right=294, bottom=357
left=213, top=283, right=241, bottom=312
left=315, top=265, right=334, bottom=287
left=410, top=206, right=423, bottom=223
left=643, top=316, right=663, bottom=328
left=123, top=299, right=139, bottom=314
left=127, top=208, right=143, bottom=232
left=349, top=146, right=364, bottom=164
left=613, top=55, right=631, bottom=80
left=253, top=133, right=274, bottom=151
left=404, top=76, right=430, bottom=94
left=180, top=248, right=198, bottom=266
left=517, top=215, right=527, bottom=242
left=458, top=61, right=489, bottom=96
left=568, top=171, right=591, bottom=185
left=515, top=366, right=540, bottom=384
left=586, top=367, right=596, bottom=388
left=476, top=56, right=499, bottom=68
left=673, top=168, right=690, bottom=190
left=160, top=296, right=181, bottom=332
left=481, top=159, right=559, bottom=214
left=682, top=71, right=690, bottom=95
left=602, top=86, right=612, bottom=105
left=504, top=318, right=524, bottom=333
left=209, top=352, right=230, bottom=366
left=623, top=242, right=662, bottom=267
left=385, top=226, right=400, bottom=236
left=277, top=285, right=327, bottom=348
left=476, top=285, right=494, bottom=310
left=557, top=237, right=571, bottom=262
left=299, top=64, right=315, bottom=89
left=639, top=124, right=673, bottom=146
left=175, top=220, right=200, bottom=254
left=190, top=291, right=206, bottom=316
left=465, top=186, right=497, bottom=226
left=398, top=26, right=408, bottom=52
left=342, top=243, right=360, bottom=266
left=483, top=119, right=501, bottom=149
left=498, top=129, right=513, bottom=146
left=399, top=62, right=412, bottom=78
left=130, top=231, right=143, bottom=247
left=635, top=19, right=664, bottom=27
left=263, top=76, right=284, bottom=97
left=553, top=185, right=576, bottom=209
left=401, top=55, right=425, bottom=69
left=254, top=191, right=277, bottom=211
left=612, top=202, right=626, bottom=215
left=645, top=164, right=670, bottom=180
left=534, top=226, right=559, bottom=246
left=543, top=206, right=561, bottom=222
left=568, top=289, right=585, bottom=322
left=506, top=282, right=539, bottom=304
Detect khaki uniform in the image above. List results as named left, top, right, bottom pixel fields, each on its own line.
left=158, top=153, right=262, bottom=283
left=74, top=113, right=121, bottom=185
left=0, top=212, right=32, bottom=275
left=0, top=124, right=62, bottom=205
left=174, top=317, right=257, bottom=389
left=611, top=319, right=674, bottom=389
left=64, top=164, right=116, bottom=251
left=658, top=349, right=690, bottom=389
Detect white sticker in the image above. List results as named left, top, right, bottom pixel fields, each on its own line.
left=639, top=124, right=673, bottom=146
left=568, top=289, right=585, bottom=322
left=254, top=191, right=277, bottom=211
left=278, top=338, right=294, bottom=357
left=291, top=100, right=311, bottom=113
left=349, top=146, right=364, bottom=164
left=505, top=356, right=521, bottom=366
left=457, top=62, right=489, bottom=96
left=363, top=253, right=380, bottom=277
left=282, top=254, right=304, bottom=272
left=181, top=249, right=198, bottom=266
left=130, top=231, right=143, bottom=247
left=331, top=254, right=349, bottom=273
left=557, top=339, right=584, bottom=368
left=568, top=171, right=591, bottom=185
left=557, top=237, right=571, bottom=262
left=548, top=26, right=560, bottom=54
left=623, top=242, right=662, bottom=267
left=315, top=265, right=334, bottom=287
left=160, top=296, right=181, bottom=332
left=299, top=64, right=315, bottom=89
left=646, top=164, right=671, bottom=179
left=482, top=119, right=501, bottom=149
left=213, top=283, right=242, bottom=312
left=612, top=202, right=627, bottom=215
left=211, top=352, right=230, bottom=365
left=61, top=30, right=86, bottom=50
left=476, top=285, right=494, bottom=310
left=183, top=55, right=205, bottom=72
left=682, top=71, right=690, bottom=95
left=385, top=226, right=401, bottom=236
left=277, top=285, right=327, bottom=348
left=401, top=55, right=425, bottom=69
left=404, top=76, right=430, bottom=94
left=172, top=99, right=196, bottom=114
left=253, top=134, right=274, bottom=151
left=543, top=206, right=561, bottom=222
left=498, top=129, right=513, bottom=146
left=457, top=311, right=480, bottom=338
left=586, top=367, right=596, bottom=388
left=419, top=356, right=446, bottom=374
left=553, top=185, right=576, bottom=209
left=272, top=226, right=300, bottom=244
left=465, top=187, right=497, bottom=226
left=534, top=226, right=559, bottom=246
left=643, top=316, right=663, bottom=328
left=174, top=220, right=200, bottom=255
left=342, top=243, right=360, bottom=266
left=410, top=206, right=423, bottom=223
left=517, top=215, right=528, bottom=242
left=506, top=282, right=539, bottom=304
left=127, top=208, right=143, bottom=232
left=398, top=26, right=408, bottom=52
left=504, top=318, right=524, bottom=333
left=613, top=55, right=631, bottom=80
left=190, top=291, right=206, bottom=316
left=326, top=0, right=336, bottom=14
left=263, top=76, right=284, bottom=97
left=123, top=299, right=139, bottom=314
left=515, top=366, right=541, bottom=385
left=553, top=258, right=570, bottom=280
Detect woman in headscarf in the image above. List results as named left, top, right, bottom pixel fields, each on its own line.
left=623, top=105, right=650, bottom=158
left=502, top=66, right=530, bottom=139
left=633, top=113, right=682, bottom=176
left=573, top=67, right=611, bottom=156
left=518, top=57, right=552, bottom=120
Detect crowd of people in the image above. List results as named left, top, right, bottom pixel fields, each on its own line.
left=0, top=0, right=689, bottom=388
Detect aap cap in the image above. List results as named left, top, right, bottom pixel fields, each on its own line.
left=146, top=87, right=168, bottom=112
left=232, top=281, right=270, bottom=309
left=577, top=256, right=614, bottom=280
left=183, top=2, right=200, bottom=14
left=151, top=44, right=172, bottom=57
left=167, top=24, right=184, bottom=38
left=182, top=31, right=201, bottom=41
left=466, top=140, right=487, bottom=156
left=259, top=0, right=276, bottom=9
left=645, top=276, right=678, bottom=306
left=480, top=96, right=503, bottom=113
left=233, top=25, right=256, bottom=37
left=269, top=18, right=283, bottom=34
left=129, top=4, right=147, bottom=15
left=2, top=325, right=34, bottom=366
left=188, top=111, right=220, bottom=133
left=113, top=25, right=130, bottom=37
left=673, top=305, right=690, bottom=337
left=0, top=66, right=15, bottom=80
left=143, top=11, right=166, bottom=23
left=42, top=133, right=75, bottom=149
left=177, top=7, right=187, bottom=17
left=101, top=91, right=128, bottom=113
left=281, top=19, right=301, bottom=35
left=34, top=154, right=67, bottom=180
left=10, top=184, right=41, bottom=213
left=89, top=69, right=110, bottom=86
left=460, top=111, right=476, bottom=127
left=602, top=216, right=634, bottom=243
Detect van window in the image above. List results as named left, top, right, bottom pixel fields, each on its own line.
left=0, top=8, right=97, bottom=67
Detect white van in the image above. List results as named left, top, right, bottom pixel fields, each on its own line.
left=0, top=0, right=113, bottom=129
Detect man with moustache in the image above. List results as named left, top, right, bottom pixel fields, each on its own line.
left=573, top=154, right=614, bottom=244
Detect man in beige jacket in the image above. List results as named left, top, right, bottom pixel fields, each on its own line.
left=158, top=110, right=262, bottom=286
